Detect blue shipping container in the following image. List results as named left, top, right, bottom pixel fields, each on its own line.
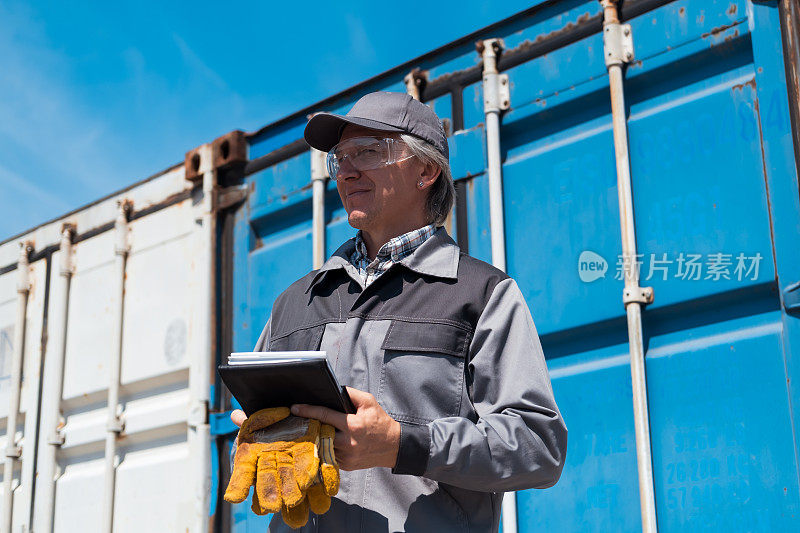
left=218, top=0, right=800, bottom=531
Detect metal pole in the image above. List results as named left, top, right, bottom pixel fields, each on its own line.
left=599, top=1, right=657, bottom=531
left=101, top=201, right=131, bottom=533
left=37, top=225, right=74, bottom=533
left=478, top=37, right=516, bottom=533
left=479, top=38, right=510, bottom=272
left=311, top=149, right=328, bottom=270
left=188, top=145, right=213, bottom=533
left=2, top=242, right=32, bottom=533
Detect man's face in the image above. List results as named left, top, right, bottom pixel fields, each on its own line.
left=334, top=124, right=423, bottom=232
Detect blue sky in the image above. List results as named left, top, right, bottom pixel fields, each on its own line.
left=0, top=1, right=534, bottom=241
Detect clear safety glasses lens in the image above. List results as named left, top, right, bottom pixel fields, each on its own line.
left=326, top=137, right=411, bottom=180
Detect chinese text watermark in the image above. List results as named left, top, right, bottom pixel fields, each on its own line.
left=578, top=251, right=763, bottom=283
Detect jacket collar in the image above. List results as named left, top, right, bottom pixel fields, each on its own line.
left=303, top=226, right=460, bottom=293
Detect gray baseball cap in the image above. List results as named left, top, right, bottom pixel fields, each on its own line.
left=304, top=91, right=449, bottom=159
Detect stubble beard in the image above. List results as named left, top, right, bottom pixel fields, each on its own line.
left=347, top=208, right=375, bottom=230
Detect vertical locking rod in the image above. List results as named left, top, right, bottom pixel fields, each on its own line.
left=311, top=148, right=329, bottom=270
left=36, top=225, right=74, bottom=533
left=600, top=1, right=658, bottom=531
left=478, top=38, right=510, bottom=272
left=102, top=200, right=131, bottom=533
left=1, top=242, right=32, bottom=533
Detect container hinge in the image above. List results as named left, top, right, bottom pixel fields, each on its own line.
left=623, top=286, right=654, bottom=306
left=48, top=416, right=66, bottom=446
left=47, top=430, right=65, bottom=447
left=188, top=400, right=209, bottom=429
left=603, top=23, right=634, bottom=67
left=783, top=280, right=800, bottom=316
left=215, top=185, right=248, bottom=211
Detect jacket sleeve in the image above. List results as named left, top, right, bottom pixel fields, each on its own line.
left=391, top=278, right=567, bottom=492
left=253, top=317, right=272, bottom=351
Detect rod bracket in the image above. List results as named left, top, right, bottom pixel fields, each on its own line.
left=623, top=286, right=654, bottom=306
left=478, top=38, right=510, bottom=114
left=403, top=68, right=427, bottom=101
left=5, top=443, right=21, bottom=459
left=106, top=414, right=125, bottom=433
left=114, top=200, right=133, bottom=256
left=603, top=23, right=634, bottom=67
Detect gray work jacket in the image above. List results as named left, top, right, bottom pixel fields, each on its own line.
left=254, top=227, right=567, bottom=532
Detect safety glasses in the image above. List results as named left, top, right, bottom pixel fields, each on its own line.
left=326, top=137, right=414, bottom=180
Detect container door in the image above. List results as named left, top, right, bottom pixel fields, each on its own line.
left=475, top=0, right=800, bottom=531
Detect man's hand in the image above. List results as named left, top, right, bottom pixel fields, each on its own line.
left=291, top=387, right=401, bottom=471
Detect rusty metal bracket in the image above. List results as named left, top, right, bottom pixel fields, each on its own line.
left=184, top=146, right=204, bottom=182
left=185, top=129, right=248, bottom=183
left=603, top=23, right=634, bottom=67
left=404, top=68, right=428, bottom=100
left=212, top=130, right=248, bottom=172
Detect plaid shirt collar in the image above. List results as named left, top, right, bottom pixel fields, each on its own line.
left=351, top=224, right=437, bottom=286
left=303, top=226, right=459, bottom=293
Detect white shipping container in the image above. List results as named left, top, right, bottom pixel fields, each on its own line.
left=0, top=145, right=219, bottom=532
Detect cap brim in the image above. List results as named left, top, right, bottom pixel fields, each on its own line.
left=304, top=113, right=405, bottom=152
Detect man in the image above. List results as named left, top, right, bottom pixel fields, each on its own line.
left=230, top=91, right=567, bottom=532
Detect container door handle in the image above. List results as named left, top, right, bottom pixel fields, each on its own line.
left=784, top=281, right=800, bottom=316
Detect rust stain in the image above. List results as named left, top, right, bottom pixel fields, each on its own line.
left=531, top=13, right=592, bottom=45
left=724, top=29, right=740, bottom=43
left=731, top=77, right=756, bottom=92
left=727, top=3, right=737, bottom=15
left=752, top=93, right=780, bottom=270
left=698, top=13, right=705, bottom=24
left=701, top=21, right=738, bottom=39
left=679, top=7, right=685, bottom=16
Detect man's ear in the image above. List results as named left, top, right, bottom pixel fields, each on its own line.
left=418, top=162, right=441, bottom=190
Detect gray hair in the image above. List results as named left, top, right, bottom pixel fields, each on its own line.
left=400, top=133, right=455, bottom=226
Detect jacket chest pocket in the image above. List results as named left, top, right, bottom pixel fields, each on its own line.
left=377, top=320, right=471, bottom=424
left=269, top=324, right=324, bottom=351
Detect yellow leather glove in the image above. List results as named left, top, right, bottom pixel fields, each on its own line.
left=280, top=423, right=341, bottom=528
left=224, top=407, right=340, bottom=529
